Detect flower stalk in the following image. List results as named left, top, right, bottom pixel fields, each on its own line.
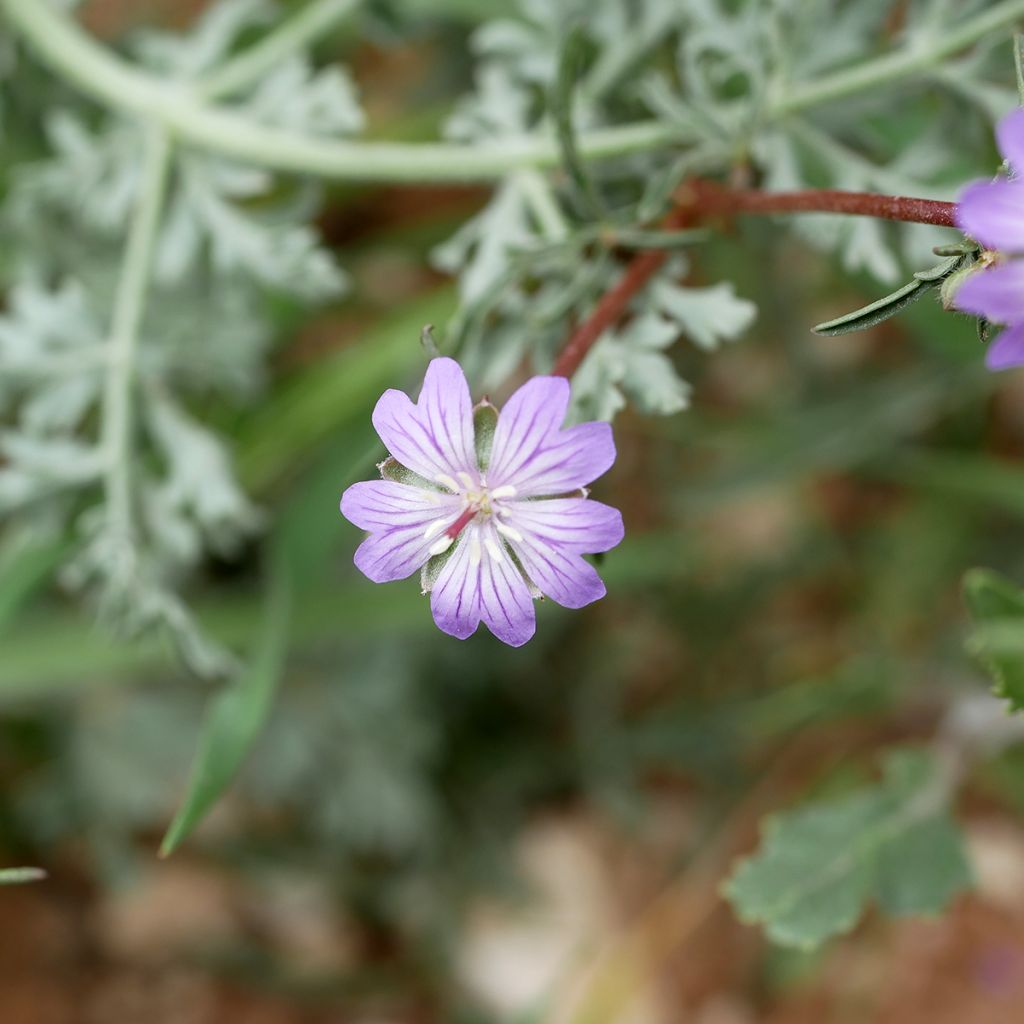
left=552, top=181, right=959, bottom=379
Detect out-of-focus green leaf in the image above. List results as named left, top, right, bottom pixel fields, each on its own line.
left=965, top=569, right=1024, bottom=711
left=237, top=286, right=456, bottom=491
left=0, top=867, right=46, bottom=885
left=724, top=750, right=970, bottom=949
left=160, top=559, right=292, bottom=856
left=0, top=534, right=68, bottom=635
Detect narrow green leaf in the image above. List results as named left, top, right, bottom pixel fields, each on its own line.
left=813, top=278, right=928, bottom=336
left=724, top=750, right=969, bottom=949
left=964, top=569, right=1024, bottom=711
left=0, top=867, right=46, bottom=885
left=160, top=561, right=292, bottom=856
left=0, top=536, right=69, bottom=635
left=912, top=255, right=964, bottom=283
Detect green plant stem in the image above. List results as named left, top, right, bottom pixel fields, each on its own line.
left=100, top=124, right=172, bottom=536
left=777, top=0, right=1024, bottom=114
left=200, top=0, right=362, bottom=100
left=6, top=0, right=1024, bottom=183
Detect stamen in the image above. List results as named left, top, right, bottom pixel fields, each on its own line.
left=495, top=521, right=523, bottom=543
left=428, top=536, right=453, bottom=557
left=435, top=473, right=461, bottom=492
left=490, top=485, right=516, bottom=500
left=457, top=471, right=476, bottom=489
left=423, top=518, right=447, bottom=540
left=485, top=537, right=505, bottom=563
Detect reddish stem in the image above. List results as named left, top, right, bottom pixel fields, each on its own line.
left=551, top=181, right=958, bottom=379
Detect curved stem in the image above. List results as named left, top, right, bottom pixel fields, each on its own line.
left=552, top=182, right=959, bottom=379
left=6, top=0, right=1024, bottom=183
left=0, top=0, right=680, bottom=182
left=199, top=0, right=363, bottom=100
left=684, top=182, right=958, bottom=228
left=101, top=124, right=172, bottom=536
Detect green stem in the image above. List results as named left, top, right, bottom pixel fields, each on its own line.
left=101, top=124, right=172, bottom=536
left=4, top=0, right=1024, bottom=183
left=0, top=0, right=680, bottom=182
left=200, top=0, right=363, bottom=100
left=777, top=0, right=1024, bottom=114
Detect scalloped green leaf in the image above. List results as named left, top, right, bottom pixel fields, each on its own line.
left=724, top=750, right=970, bottom=949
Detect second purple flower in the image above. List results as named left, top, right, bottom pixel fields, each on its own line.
left=340, top=357, right=624, bottom=647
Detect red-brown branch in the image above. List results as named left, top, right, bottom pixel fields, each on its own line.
left=551, top=181, right=958, bottom=379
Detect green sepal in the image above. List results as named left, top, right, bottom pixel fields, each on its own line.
left=421, top=543, right=455, bottom=594
left=379, top=456, right=439, bottom=490
left=473, top=399, right=498, bottom=472
left=813, top=256, right=962, bottom=336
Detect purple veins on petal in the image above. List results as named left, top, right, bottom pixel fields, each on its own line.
left=954, top=260, right=1024, bottom=325
left=429, top=524, right=536, bottom=646
left=956, top=179, right=1024, bottom=254
left=985, top=322, right=1024, bottom=371
left=340, top=357, right=625, bottom=646
left=503, top=498, right=624, bottom=554
left=487, top=376, right=616, bottom=496
left=341, top=480, right=459, bottom=583
left=371, top=357, right=478, bottom=485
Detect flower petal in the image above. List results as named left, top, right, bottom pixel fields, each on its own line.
left=430, top=523, right=536, bottom=646
left=503, top=498, right=624, bottom=553
left=341, top=480, right=460, bottom=583
left=986, top=322, right=1024, bottom=371
left=956, top=179, right=1024, bottom=253
left=510, top=531, right=607, bottom=609
left=371, top=357, right=478, bottom=484
left=997, top=107, right=1024, bottom=176
left=955, top=261, right=1024, bottom=325
left=487, top=378, right=616, bottom=495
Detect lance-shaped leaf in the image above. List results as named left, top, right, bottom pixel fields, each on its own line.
left=813, top=256, right=963, bottom=336
left=160, top=556, right=292, bottom=855
left=964, top=568, right=1024, bottom=712
left=724, top=749, right=970, bottom=949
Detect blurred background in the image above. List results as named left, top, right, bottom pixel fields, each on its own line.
left=6, top=2, right=1024, bottom=1022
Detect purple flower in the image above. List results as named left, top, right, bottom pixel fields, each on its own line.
left=956, top=108, right=1024, bottom=370
left=340, top=357, right=624, bottom=647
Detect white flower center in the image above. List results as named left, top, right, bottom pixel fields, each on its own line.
left=424, top=473, right=521, bottom=557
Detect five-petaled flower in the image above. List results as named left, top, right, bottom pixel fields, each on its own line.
left=340, top=357, right=624, bottom=647
left=956, top=107, right=1024, bottom=370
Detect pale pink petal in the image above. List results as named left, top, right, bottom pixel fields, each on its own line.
left=510, top=529, right=607, bottom=609
left=488, top=377, right=571, bottom=486
left=502, top=498, right=624, bottom=553
left=341, top=480, right=460, bottom=583
left=487, top=376, right=616, bottom=495
left=371, top=357, right=478, bottom=484
left=986, top=322, right=1024, bottom=370
left=956, top=179, right=1024, bottom=253
left=955, top=261, right=1024, bottom=324
left=997, top=107, right=1024, bottom=177
left=430, top=523, right=535, bottom=646
left=502, top=421, right=616, bottom=497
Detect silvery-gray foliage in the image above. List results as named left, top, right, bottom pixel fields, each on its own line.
left=0, top=0, right=361, bottom=674
left=0, top=0, right=1014, bottom=676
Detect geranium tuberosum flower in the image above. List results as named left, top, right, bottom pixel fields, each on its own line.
left=340, top=358, right=624, bottom=646
left=956, top=108, right=1024, bottom=369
